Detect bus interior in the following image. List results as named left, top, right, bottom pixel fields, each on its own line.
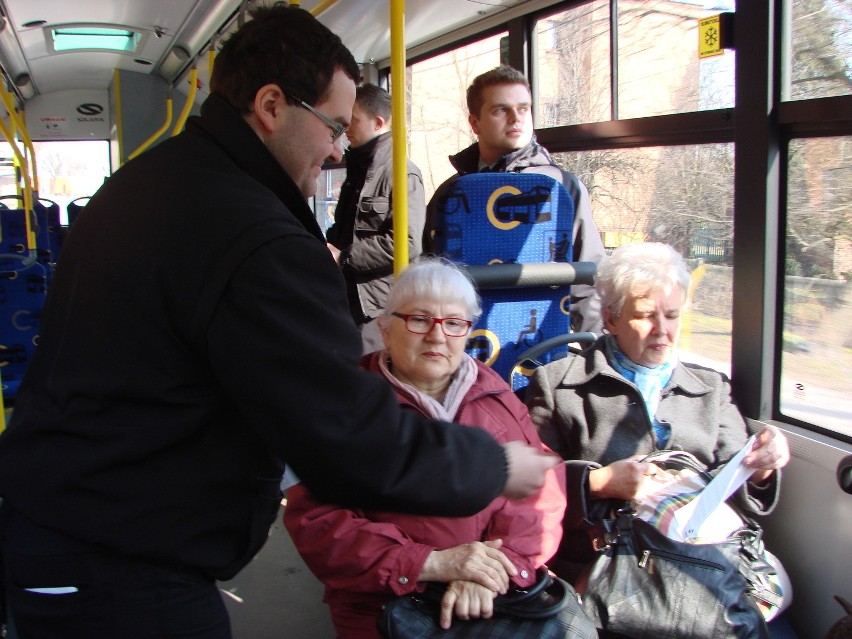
left=0, top=0, right=849, bottom=637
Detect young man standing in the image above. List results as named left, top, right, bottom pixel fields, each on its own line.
left=326, top=84, right=425, bottom=353
left=425, top=65, right=606, bottom=333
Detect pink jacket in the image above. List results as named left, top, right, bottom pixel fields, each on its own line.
left=283, top=353, right=566, bottom=638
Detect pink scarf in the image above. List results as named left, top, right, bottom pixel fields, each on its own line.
left=378, top=352, right=479, bottom=422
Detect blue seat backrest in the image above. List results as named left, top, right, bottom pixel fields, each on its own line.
left=0, top=261, right=47, bottom=402
left=0, top=198, right=52, bottom=403
left=432, top=172, right=576, bottom=384
left=67, top=196, right=91, bottom=229
left=0, top=197, right=53, bottom=276
left=40, top=198, right=65, bottom=262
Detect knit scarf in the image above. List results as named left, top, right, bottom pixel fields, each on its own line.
left=604, top=334, right=677, bottom=447
left=378, top=351, right=479, bottom=422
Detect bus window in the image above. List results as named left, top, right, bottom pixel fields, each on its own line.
left=552, top=144, right=735, bottom=374
left=409, top=33, right=506, bottom=199
left=34, top=141, right=110, bottom=223
left=785, top=0, right=852, bottom=102
left=0, top=141, right=110, bottom=224
left=780, top=135, right=851, bottom=437
left=534, top=0, right=735, bottom=126
left=314, top=166, right=346, bottom=235
left=534, top=0, right=611, bottom=126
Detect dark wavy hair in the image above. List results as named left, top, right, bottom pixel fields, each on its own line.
left=466, top=65, right=530, bottom=118
left=210, top=3, right=360, bottom=113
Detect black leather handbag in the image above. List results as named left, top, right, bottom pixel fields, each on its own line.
left=577, top=451, right=783, bottom=639
left=378, top=566, right=598, bottom=639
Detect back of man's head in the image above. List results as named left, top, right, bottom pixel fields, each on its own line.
left=355, top=84, right=392, bottom=122
left=466, top=65, right=531, bottom=118
left=210, top=3, right=360, bottom=113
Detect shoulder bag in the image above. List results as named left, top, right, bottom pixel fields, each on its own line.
left=378, top=566, right=598, bottom=639
left=577, top=450, right=786, bottom=639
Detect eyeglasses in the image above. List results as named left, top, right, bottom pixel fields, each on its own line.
left=293, top=97, right=347, bottom=142
left=391, top=312, right=472, bottom=337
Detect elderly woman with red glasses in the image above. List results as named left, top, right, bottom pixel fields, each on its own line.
left=283, top=257, right=568, bottom=639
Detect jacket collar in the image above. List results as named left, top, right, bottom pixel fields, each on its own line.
left=555, top=338, right=712, bottom=397
left=188, top=94, right=323, bottom=241
left=448, top=135, right=554, bottom=175
left=345, top=131, right=390, bottom=168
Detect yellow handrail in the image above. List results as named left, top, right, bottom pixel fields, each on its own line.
left=127, top=98, right=173, bottom=161
left=171, top=68, right=199, bottom=136
left=0, top=86, right=38, bottom=194
left=390, top=0, right=408, bottom=277
left=308, top=0, right=339, bottom=16
left=0, top=105, right=35, bottom=250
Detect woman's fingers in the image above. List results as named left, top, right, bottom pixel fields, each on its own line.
left=440, top=581, right=496, bottom=630
left=747, top=425, right=791, bottom=471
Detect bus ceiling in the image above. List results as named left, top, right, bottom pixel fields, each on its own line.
left=0, top=0, right=531, bottom=106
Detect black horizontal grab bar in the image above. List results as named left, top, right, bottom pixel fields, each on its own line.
left=461, top=261, right=596, bottom=289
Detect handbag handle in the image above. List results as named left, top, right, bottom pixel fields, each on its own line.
left=417, top=566, right=573, bottom=621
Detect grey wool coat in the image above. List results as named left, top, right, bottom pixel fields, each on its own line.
left=525, top=337, right=780, bottom=577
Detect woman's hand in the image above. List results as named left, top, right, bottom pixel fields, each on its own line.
left=419, top=540, right=515, bottom=594
left=745, top=425, right=790, bottom=484
left=589, top=457, right=655, bottom=500
left=439, top=580, right=498, bottom=630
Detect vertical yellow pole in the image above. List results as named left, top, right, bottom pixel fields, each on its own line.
left=390, top=0, right=408, bottom=277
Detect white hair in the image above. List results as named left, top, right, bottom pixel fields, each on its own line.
left=596, top=242, right=691, bottom=315
left=381, top=257, right=482, bottom=322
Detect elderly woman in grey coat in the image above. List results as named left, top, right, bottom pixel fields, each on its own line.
left=524, top=242, right=790, bottom=583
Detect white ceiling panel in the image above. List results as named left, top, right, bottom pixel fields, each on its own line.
left=0, top=0, right=531, bottom=99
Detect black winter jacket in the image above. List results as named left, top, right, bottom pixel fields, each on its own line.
left=0, top=96, right=507, bottom=580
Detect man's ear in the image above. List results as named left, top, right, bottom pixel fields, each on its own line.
left=252, top=84, right=286, bottom=134
left=374, top=115, right=387, bottom=132
left=468, top=113, right=480, bottom=136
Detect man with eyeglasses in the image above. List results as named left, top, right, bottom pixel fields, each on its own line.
left=326, top=83, right=426, bottom=354
left=0, top=6, right=558, bottom=638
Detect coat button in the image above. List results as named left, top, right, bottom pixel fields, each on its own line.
left=398, top=576, right=409, bottom=585
left=520, top=570, right=529, bottom=579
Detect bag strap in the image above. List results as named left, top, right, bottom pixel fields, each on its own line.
left=492, top=570, right=575, bottom=621
left=640, top=449, right=712, bottom=480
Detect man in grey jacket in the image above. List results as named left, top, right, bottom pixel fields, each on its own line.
left=425, top=65, right=606, bottom=334
left=327, top=84, right=425, bottom=352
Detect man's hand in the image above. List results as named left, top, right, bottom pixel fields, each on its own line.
left=501, top=441, right=561, bottom=499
